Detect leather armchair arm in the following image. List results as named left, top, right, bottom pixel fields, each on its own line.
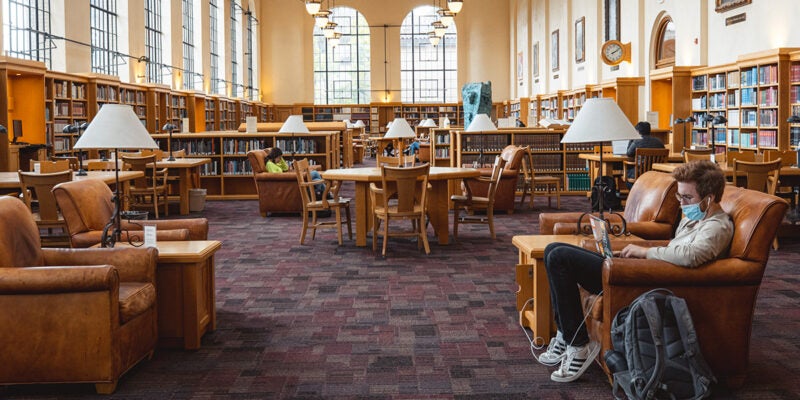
left=253, top=172, right=297, bottom=182
left=0, top=265, right=117, bottom=294
left=603, top=257, right=764, bottom=287
left=42, top=247, right=158, bottom=283
left=70, top=229, right=190, bottom=248
left=124, top=217, right=209, bottom=240
left=625, top=221, right=675, bottom=240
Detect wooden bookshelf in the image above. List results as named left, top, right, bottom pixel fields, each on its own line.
left=119, top=82, right=148, bottom=128
left=790, top=50, right=800, bottom=149
left=151, top=131, right=336, bottom=199
left=185, top=91, right=207, bottom=133
left=145, top=83, right=171, bottom=134
left=0, top=57, right=47, bottom=171
left=47, top=71, right=89, bottom=157
left=649, top=66, right=694, bottom=153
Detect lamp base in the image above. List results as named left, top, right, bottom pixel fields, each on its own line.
left=76, top=169, right=88, bottom=176
left=166, top=156, right=176, bottom=161
left=575, top=211, right=630, bottom=237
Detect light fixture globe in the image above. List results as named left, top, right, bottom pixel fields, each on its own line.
left=314, top=10, right=330, bottom=27
left=305, top=0, right=321, bottom=15
left=438, top=9, right=454, bottom=27
left=279, top=115, right=310, bottom=134
left=329, top=32, right=342, bottom=47
left=323, top=22, right=338, bottom=38
left=432, top=20, right=446, bottom=37
left=353, top=120, right=366, bottom=128
left=447, top=0, right=463, bottom=14
left=428, top=31, right=441, bottom=46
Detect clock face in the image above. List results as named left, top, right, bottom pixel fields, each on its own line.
left=603, top=43, right=624, bottom=63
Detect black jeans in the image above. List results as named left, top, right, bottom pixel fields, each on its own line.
left=544, top=242, right=605, bottom=347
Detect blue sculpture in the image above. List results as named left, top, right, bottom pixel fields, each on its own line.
left=461, top=81, right=492, bottom=129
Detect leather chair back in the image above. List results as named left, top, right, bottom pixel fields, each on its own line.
left=0, top=197, right=43, bottom=267
left=622, top=171, right=681, bottom=228
left=721, top=184, right=787, bottom=264
left=52, top=179, right=115, bottom=235
left=247, top=148, right=304, bottom=216
left=248, top=148, right=269, bottom=174
left=500, top=145, right=525, bottom=171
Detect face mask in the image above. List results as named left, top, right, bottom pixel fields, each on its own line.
left=681, top=197, right=708, bottom=221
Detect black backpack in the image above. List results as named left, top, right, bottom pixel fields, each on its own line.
left=591, top=176, right=622, bottom=211
left=605, top=289, right=716, bottom=400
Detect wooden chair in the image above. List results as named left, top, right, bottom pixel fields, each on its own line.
left=369, top=163, right=431, bottom=256
left=122, top=154, right=169, bottom=218
left=732, top=158, right=782, bottom=249
left=17, top=169, right=73, bottom=247
left=87, top=160, right=119, bottom=171
left=30, top=159, right=70, bottom=173
left=682, top=147, right=713, bottom=162
left=50, top=156, right=79, bottom=171
left=623, top=148, right=670, bottom=186
left=294, top=158, right=352, bottom=245
left=763, top=149, right=797, bottom=212
left=141, top=149, right=164, bottom=161
left=451, top=156, right=506, bottom=240
left=726, top=150, right=756, bottom=165
left=518, top=146, right=560, bottom=209
left=376, top=154, right=415, bottom=167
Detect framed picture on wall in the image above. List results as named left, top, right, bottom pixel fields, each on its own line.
left=575, top=17, right=585, bottom=63
left=715, top=0, right=751, bottom=12
left=551, top=30, right=559, bottom=72
left=533, top=42, right=539, bottom=77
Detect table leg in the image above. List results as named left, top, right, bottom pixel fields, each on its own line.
left=354, top=182, right=369, bottom=247
left=178, top=168, right=194, bottom=215
left=516, top=252, right=554, bottom=344
left=428, top=180, right=450, bottom=245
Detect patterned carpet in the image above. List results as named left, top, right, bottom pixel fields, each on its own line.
left=4, top=179, right=800, bottom=399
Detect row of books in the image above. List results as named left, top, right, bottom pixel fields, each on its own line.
left=96, top=85, right=119, bottom=102
left=565, top=173, right=592, bottom=192
left=791, top=86, right=800, bottom=103
left=758, top=87, right=778, bottom=106
left=565, top=154, right=589, bottom=171
left=222, top=139, right=268, bottom=155
left=198, top=161, right=220, bottom=176
left=791, top=63, right=800, bottom=82
left=54, top=101, right=86, bottom=117
left=222, top=160, right=252, bottom=175
left=530, top=154, right=562, bottom=171
left=170, top=139, right=217, bottom=155
left=54, top=81, right=86, bottom=99
left=514, top=134, right=562, bottom=150
left=275, top=138, right=321, bottom=154
left=460, top=135, right=509, bottom=152
left=434, top=148, right=450, bottom=158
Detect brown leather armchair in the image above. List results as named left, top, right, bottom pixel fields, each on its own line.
left=539, top=171, right=681, bottom=240
left=463, top=145, right=525, bottom=213
left=579, top=185, right=787, bottom=388
left=247, top=148, right=304, bottom=216
left=53, top=179, right=208, bottom=248
left=0, top=196, right=158, bottom=394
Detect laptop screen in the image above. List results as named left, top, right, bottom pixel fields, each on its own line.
left=611, top=140, right=630, bottom=155
left=589, top=215, right=613, bottom=259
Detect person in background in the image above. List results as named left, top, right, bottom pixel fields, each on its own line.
left=537, top=160, right=732, bottom=383
left=625, top=121, right=665, bottom=186
left=383, top=142, right=397, bottom=157
left=266, top=147, right=326, bottom=198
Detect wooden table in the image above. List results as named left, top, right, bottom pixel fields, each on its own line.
left=0, top=170, right=144, bottom=208
left=579, top=152, right=684, bottom=186
left=86, top=157, right=211, bottom=215
left=322, top=166, right=481, bottom=247
left=146, top=240, right=221, bottom=350
left=512, top=233, right=640, bottom=344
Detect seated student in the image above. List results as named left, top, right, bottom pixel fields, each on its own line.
left=625, top=121, right=665, bottom=186
left=383, top=142, right=397, bottom=157
left=537, top=160, right=733, bottom=383
left=266, top=147, right=326, bottom=198
left=403, top=140, right=420, bottom=156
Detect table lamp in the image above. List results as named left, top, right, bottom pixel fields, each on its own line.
left=465, top=113, right=497, bottom=167
left=710, top=114, right=727, bottom=163
left=73, top=104, right=159, bottom=248
left=62, top=123, right=89, bottom=176
left=384, top=118, right=416, bottom=166
left=279, top=115, right=310, bottom=162
left=561, top=98, right=641, bottom=235
left=162, top=123, right=179, bottom=161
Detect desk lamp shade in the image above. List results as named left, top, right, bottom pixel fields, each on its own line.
left=465, top=113, right=497, bottom=132
left=420, top=118, right=437, bottom=128
left=73, top=104, right=157, bottom=150
left=279, top=115, right=310, bottom=133
left=353, top=120, right=366, bottom=128
left=384, top=118, right=416, bottom=139
left=561, top=98, right=640, bottom=144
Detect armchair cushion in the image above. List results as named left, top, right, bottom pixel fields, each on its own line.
left=118, top=282, right=157, bottom=324
left=464, top=145, right=526, bottom=213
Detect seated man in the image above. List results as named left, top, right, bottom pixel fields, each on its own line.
left=625, top=121, right=665, bottom=187
left=538, top=160, right=733, bottom=383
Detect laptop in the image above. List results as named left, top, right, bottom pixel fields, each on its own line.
left=589, top=215, right=613, bottom=259
left=611, top=140, right=630, bottom=155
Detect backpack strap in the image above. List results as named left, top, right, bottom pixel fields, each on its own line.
left=666, top=296, right=717, bottom=399
left=637, top=296, right=667, bottom=400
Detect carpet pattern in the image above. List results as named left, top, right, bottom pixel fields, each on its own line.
left=4, top=180, right=800, bottom=399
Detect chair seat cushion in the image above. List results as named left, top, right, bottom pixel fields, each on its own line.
left=118, top=282, right=156, bottom=324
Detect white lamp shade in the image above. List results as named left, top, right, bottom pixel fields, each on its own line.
left=420, top=118, right=437, bottom=127
left=448, top=0, right=463, bottom=14
left=384, top=118, right=416, bottom=139
left=279, top=115, right=310, bottom=133
left=561, top=98, right=640, bottom=143
left=342, top=119, right=352, bottom=128
left=73, top=104, right=157, bottom=150
left=305, top=0, right=321, bottom=15
left=353, top=120, right=366, bottom=128
left=465, top=113, right=497, bottom=132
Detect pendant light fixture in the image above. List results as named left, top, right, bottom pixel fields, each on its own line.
left=329, top=32, right=342, bottom=47
left=323, top=21, right=338, bottom=38
left=428, top=31, right=441, bottom=46
left=432, top=20, right=446, bottom=37
left=314, top=10, right=330, bottom=27
left=305, top=0, right=321, bottom=15
left=448, top=0, right=463, bottom=14
left=437, top=9, right=454, bottom=27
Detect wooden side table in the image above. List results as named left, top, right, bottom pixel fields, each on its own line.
left=150, top=240, right=222, bottom=350
left=512, top=234, right=639, bottom=344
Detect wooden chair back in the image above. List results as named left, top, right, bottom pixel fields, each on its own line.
left=763, top=149, right=795, bottom=167
left=683, top=147, right=713, bottom=162
left=628, top=148, right=670, bottom=181
left=171, top=148, right=186, bottom=158
left=379, top=163, right=430, bottom=215
left=30, top=159, right=70, bottom=173
left=122, top=154, right=169, bottom=218
left=726, top=150, right=756, bottom=165
left=18, top=169, right=73, bottom=223
left=732, top=159, right=782, bottom=194
left=377, top=154, right=415, bottom=167
left=50, top=156, right=79, bottom=171
left=141, top=149, right=164, bottom=161
left=87, top=160, right=120, bottom=171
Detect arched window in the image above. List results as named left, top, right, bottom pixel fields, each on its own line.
left=654, top=17, right=675, bottom=69
left=400, top=6, right=457, bottom=103
left=3, top=0, right=52, bottom=68
left=90, top=0, right=119, bottom=75
left=313, top=6, right=370, bottom=105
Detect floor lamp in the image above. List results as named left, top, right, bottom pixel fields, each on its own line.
left=73, top=104, right=159, bottom=248
left=561, top=98, right=641, bottom=236
left=465, top=113, right=497, bottom=167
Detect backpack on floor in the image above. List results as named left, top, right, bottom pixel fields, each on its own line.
left=605, top=289, right=716, bottom=400
left=590, top=176, right=622, bottom=212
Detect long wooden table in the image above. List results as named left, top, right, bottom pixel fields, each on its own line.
left=322, top=166, right=481, bottom=247
left=579, top=152, right=684, bottom=185
left=86, top=157, right=211, bottom=215
left=0, top=170, right=144, bottom=210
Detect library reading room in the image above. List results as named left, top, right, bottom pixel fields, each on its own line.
left=1, top=0, right=800, bottom=398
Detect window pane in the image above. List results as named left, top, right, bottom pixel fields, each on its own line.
left=400, top=6, right=457, bottom=103
left=2, top=0, right=53, bottom=68
left=312, top=7, right=371, bottom=105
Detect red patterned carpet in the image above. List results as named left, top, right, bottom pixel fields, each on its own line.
left=4, top=180, right=800, bottom=399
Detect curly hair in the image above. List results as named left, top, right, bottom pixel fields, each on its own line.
left=672, top=160, right=726, bottom=203
left=266, top=147, right=283, bottom=163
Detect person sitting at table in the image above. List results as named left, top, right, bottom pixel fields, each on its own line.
left=625, top=121, right=665, bottom=187
left=537, top=160, right=732, bottom=383
left=266, top=147, right=326, bottom=199
left=383, top=142, right=397, bottom=157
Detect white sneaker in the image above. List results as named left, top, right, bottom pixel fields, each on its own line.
left=537, top=331, right=567, bottom=366
left=550, top=341, right=600, bottom=383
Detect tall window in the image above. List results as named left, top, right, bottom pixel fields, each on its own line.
left=144, top=0, right=163, bottom=84
left=3, top=0, right=52, bottom=68
left=245, top=10, right=256, bottom=100
left=604, top=0, right=620, bottom=42
left=182, top=0, right=195, bottom=89
left=654, top=17, right=675, bottom=69
left=209, top=0, right=222, bottom=94
left=230, top=0, right=242, bottom=97
left=313, top=7, right=370, bottom=105
left=90, top=0, right=119, bottom=75
left=400, top=6, right=457, bottom=103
